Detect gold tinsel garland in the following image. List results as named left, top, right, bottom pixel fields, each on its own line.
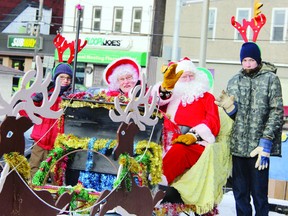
left=60, top=99, right=163, bottom=119
left=3, top=152, right=31, bottom=181
left=53, top=133, right=162, bottom=186
left=60, top=100, right=116, bottom=110
left=54, top=133, right=117, bottom=151
left=134, top=140, right=163, bottom=185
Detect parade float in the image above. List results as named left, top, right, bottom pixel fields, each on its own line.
left=0, top=33, right=234, bottom=215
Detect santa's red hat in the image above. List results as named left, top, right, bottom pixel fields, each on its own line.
left=103, top=57, right=141, bottom=85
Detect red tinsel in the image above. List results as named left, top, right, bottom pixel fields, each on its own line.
left=53, top=156, right=68, bottom=186
left=161, top=112, right=181, bottom=153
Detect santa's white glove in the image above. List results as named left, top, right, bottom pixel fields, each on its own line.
left=215, top=90, right=236, bottom=114
left=250, top=138, right=272, bottom=170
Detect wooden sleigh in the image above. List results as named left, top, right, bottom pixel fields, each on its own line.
left=0, top=56, right=75, bottom=216
left=0, top=56, right=166, bottom=216
left=0, top=55, right=233, bottom=216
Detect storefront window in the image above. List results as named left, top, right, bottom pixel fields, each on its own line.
left=75, top=62, right=85, bottom=84
left=11, top=58, right=25, bottom=71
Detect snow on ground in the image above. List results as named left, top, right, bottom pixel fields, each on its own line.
left=217, top=191, right=288, bottom=216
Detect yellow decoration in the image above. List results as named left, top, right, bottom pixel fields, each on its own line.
left=3, top=152, right=31, bottom=181
left=54, top=133, right=117, bottom=151
left=60, top=100, right=116, bottom=110
left=54, top=133, right=163, bottom=186
left=135, top=141, right=163, bottom=185
left=117, top=142, right=163, bottom=187
left=253, top=0, right=263, bottom=17
left=60, top=99, right=163, bottom=119
left=282, top=133, right=287, bottom=142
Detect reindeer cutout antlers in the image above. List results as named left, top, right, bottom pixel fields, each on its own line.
left=0, top=56, right=63, bottom=125
left=53, top=33, right=87, bottom=64
left=231, top=0, right=266, bottom=42
left=109, top=73, right=158, bottom=131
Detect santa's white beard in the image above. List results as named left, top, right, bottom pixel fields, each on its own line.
left=172, top=78, right=209, bottom=107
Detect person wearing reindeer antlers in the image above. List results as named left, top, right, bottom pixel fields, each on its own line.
left=29, top=63, right=73, bottom=178
left=153, top=58, right=220, bottom=197
left=215, top=42, right=284, bottom=215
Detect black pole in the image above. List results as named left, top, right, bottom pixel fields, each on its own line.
left=72, top=4, right=83, bottom=93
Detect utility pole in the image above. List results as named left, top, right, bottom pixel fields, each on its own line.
left=72, top=4, right=83, bottom=93
left=172, top=0, right=211, bottom=64
left=33, top=0, right=43, bottom=69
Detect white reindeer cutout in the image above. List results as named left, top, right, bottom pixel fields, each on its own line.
left=109, top=72, right=158, bottom=131
left=0, top=55, right=63, bottom=192
left=0, top=55, right=63, bottom=125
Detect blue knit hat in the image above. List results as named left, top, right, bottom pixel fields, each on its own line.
left=240, top=42, right=262, bottom=65
left=53, top=63, right=73, bottom=81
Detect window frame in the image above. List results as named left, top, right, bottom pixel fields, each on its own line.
left=208, top=8, right=217, bottom=40
left=234, top=8, right=251, bottom=42
left=270, top=8, right=287, bottom=43
left=131, top=7, right=142, bottom=34
left=112, top=7, right=123, bottom=33
left=92, top=6, right=102, bottom=32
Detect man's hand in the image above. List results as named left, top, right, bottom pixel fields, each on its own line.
left=214, top=90, right=235, bottom=113
left=250, top=138, right=272, bottom=170
left=161, top=64, right=183, bottom=91
left=172, top=133, right=197, bottom=145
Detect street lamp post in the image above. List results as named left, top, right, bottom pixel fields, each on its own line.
left=33, top=0, right=43, bottom=69
left=171, top=0, right=211, bottom=67
left=72, top=4, right=83, bottom=93
left=171, top=0, right=182, bottom=61
left=199, top=0, right=210, bottom=67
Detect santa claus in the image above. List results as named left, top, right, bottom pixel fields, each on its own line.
left=154, top=57, right=220, bottom=185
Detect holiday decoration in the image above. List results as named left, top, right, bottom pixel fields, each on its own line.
left=231, top=0, right=266, bottom=42
left=0, top=52, right=233, bottom=215
left=53, top=33, right=87, bottom=64
left=0, top=59, right=167, bottom=215
left=0, top=56, right=72, bottom=215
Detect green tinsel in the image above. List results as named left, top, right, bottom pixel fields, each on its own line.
left=32, top=146, right=71, bottom=186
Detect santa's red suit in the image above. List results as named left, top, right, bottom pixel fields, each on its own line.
left=154, top=59, right=220, bottom=184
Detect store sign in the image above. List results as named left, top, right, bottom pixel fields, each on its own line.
left=7, top=35, right=43, bottom=50
left=84, top=36, right=132, bottom=50
left=55, top=49, right=147, bottom=66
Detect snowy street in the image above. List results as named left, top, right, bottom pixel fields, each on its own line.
left=217, top=191, right=288, bottom=216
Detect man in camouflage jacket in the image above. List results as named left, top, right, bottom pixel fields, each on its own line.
left=215, top=42, right=284, bottom=216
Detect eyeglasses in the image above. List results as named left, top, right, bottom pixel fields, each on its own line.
left=180, top=74, right=195, bottom=80
left=59, top=75, right=71, bottom=81
left=118, top=75, right=134, bottom=82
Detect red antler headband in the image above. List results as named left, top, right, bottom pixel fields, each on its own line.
left=53, top=33, right=87, bottom=64
left=231, top=0, right=266, bottom=42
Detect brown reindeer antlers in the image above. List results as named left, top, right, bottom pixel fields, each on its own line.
left=53, top=33, right=87, bottom=64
